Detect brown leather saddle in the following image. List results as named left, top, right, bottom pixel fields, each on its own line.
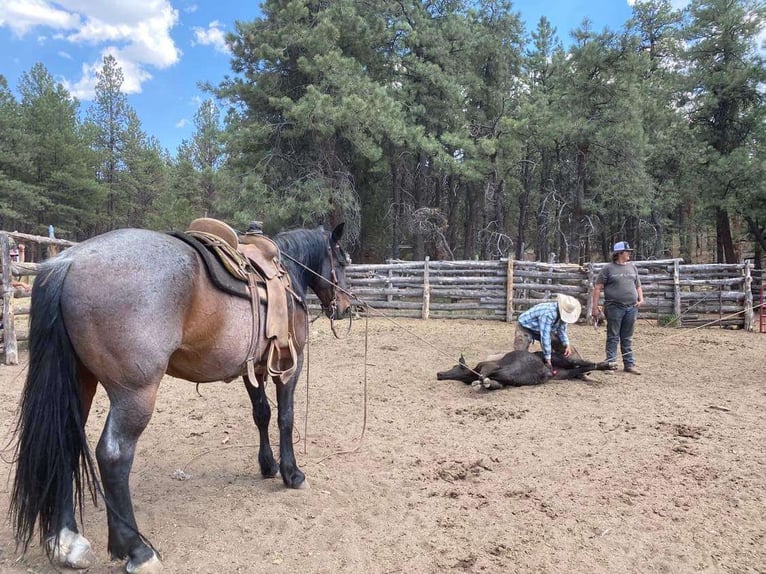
left=172, top=218, right=299, bottom=384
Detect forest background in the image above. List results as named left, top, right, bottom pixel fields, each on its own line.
left=1, top=0, right=765, bottom=267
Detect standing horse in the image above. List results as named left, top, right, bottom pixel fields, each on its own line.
left=9, top=224, right=350, bottom=573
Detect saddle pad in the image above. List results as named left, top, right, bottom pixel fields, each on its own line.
left=168, top=231, right=250, bottom=299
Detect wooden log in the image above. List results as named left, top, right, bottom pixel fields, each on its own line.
left=350, top=287, right=425, bottom=297
left=351, top=277, right=426, bottom=287
left=422, top=257, right=430, bottom=320
left=511, top=283, right=586, bottom=294
left=429, top=302, right=505, bottom=311
left=425, top=276, right=508, bottom=285
left=4, top=230, right=75, bottom=247
left=430, top=260, right=505, bottom=270
left=430, top=288, right=506, bottom=298
left=678, top=291, right=743, bottom=300
left=674, top=263, right=745, bottom=272
left=506, top=258, right=513, bottom=323
left=430, top=313, right=503, bottom=321
left=10, top=262, right=40, bottom=277
left=350, top=300, right=424, bottom=310
left=744, top=262, right=753, bottom=332
left=677, top=278, right=743, bottom=287
left=1, top=233, right=18, bottom=365
left=673, top=259, right=681, bottom=326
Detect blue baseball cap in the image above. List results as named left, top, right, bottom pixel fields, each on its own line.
left=613, top=241, right=633, bottom=253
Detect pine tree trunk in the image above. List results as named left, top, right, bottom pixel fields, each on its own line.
left=716, top=207, right=736, bottom=263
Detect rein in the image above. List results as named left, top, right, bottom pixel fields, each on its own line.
left=280, top=248, right=489, bottom=378
left=280, top=247, right=353, bottom=339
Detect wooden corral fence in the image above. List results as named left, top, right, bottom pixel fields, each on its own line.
left=1, top=231, right=76, bottom=365
left=338, top=257, right=756, bottom=331
left=2, top=230, right=759, bottom=366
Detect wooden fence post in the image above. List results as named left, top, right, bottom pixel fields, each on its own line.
left=506, top=258, right=514, bottom=323
left=1, top=233, right=19, bottom=365
left=744, top=261, right=753, bottom=332
left=673, top=259, right=681, bottom=326
left=422, top=257, right=430, bottom=320
left=585, top=263, right=595, bottom=320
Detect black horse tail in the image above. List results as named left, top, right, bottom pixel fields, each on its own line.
left=9, top=258, right=99, bottom=554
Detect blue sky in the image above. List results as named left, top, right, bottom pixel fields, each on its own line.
left=0, top=1, right=688, bottom=155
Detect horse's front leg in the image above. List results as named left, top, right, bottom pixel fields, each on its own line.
left=275, top=356, right=306, bottom=489
left=97, top=385, right=162, bottom=574
left=243, top=374, right=279, bottom=478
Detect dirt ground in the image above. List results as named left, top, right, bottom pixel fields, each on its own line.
left=0, top=318, right=764, bottom=574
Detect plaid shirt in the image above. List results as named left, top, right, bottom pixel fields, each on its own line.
left=517, top=302, right=570, bottom=360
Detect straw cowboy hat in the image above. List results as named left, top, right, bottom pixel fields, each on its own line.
left=557, top=294, right=581, bottom=324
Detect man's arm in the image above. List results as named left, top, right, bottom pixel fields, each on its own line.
left=539, top=311, right=554, bottom=365
left=592, top=284, right=602, bottom=319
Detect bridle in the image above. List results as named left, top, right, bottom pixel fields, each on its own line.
left=322, top=241, right=353, bottom=338
left=280, top=236, right=353, bottom=339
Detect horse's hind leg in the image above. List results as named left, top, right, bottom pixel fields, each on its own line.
left=97, top=383, right=162, bottom=573
left=243, top=374, right=279, bottom=478
left=48, top=369, right=99, bottom=569
left=274, top=356, right=306, bottom=489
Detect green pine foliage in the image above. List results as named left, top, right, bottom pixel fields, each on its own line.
left=0, top=1, right=764, bottom=267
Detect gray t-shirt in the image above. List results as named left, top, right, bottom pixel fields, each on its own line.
left=596, top=262, right=641, bottom=306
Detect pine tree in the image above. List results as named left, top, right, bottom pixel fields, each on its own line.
left=88, top=54, right=131, bottom=231
left=0, top=75, right=39, bottom=232
left=682, top=0, right=766, bottom=263
left=16, top=63, right=101, bottom=238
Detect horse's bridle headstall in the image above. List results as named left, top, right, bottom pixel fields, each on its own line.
left=324, top=241, right=353, bottom=339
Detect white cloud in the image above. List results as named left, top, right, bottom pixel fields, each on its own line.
left=0, top=0, right=80, bottom=35
left=62, top=46, right=153, bottom=99
left=627, top=0, right=689, bottom=8
left=58, top=50, right=72, bottom=59
left=192, top=20, right=230, bottom=55
left=0, top=0, right=180, bottom=99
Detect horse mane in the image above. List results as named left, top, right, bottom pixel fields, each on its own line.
left=274, top=227, right=326, bottom=292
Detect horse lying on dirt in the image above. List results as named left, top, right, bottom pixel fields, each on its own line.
left=436, top=350, right=616, bottom=390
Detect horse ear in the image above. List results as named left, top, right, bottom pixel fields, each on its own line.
left=331, top=222, right=345, bottom=243
left=459, top=354, right=466, bottom=365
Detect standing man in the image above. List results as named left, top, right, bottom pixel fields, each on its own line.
left=592, top=241, right=644, bottom=374
left=514, top=294, right=581, bottom=368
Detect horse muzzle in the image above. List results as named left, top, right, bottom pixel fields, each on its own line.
left=325, top=292, right=352, bottom=320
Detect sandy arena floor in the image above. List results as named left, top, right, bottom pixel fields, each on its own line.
left=1, top=318, right=765, bottom=573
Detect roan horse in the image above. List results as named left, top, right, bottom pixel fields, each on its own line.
left=9, top=224, right=351, bottom=573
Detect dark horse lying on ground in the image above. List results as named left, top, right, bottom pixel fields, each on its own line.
left=437, top=349, right=616, bottom=390
left=9, top=224, right=350, bottom=573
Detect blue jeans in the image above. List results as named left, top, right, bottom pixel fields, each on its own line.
left=604, top=303, right=638, bottom=367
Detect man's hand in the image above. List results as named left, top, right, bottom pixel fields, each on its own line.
left=545, top=359, right=552, bottom=369
left=563, top=345, right=572, bottom=357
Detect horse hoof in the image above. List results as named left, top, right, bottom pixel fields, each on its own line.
left=470, top=380, right=483, bottom=391
left=296, top=478, right=310, bottom=490
left=127, top=552, right=163, bottom=574
left=48, top=528, right=94, bottom=569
